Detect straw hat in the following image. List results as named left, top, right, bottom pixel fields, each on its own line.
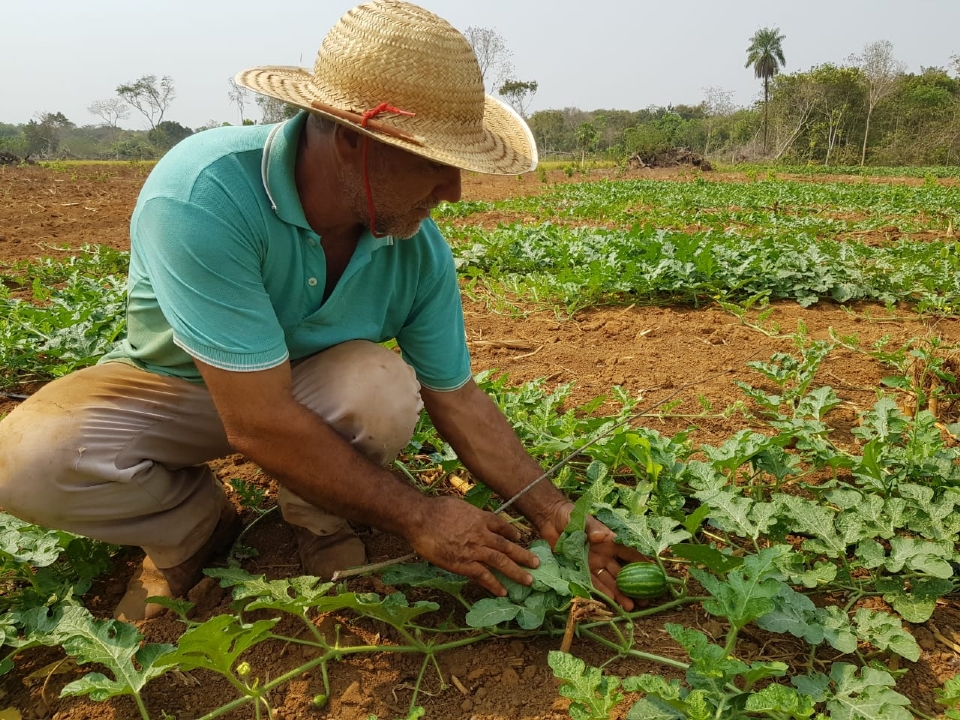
left=235, top=0, right=538, bottom=175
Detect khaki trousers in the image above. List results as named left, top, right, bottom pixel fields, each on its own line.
left=0, top=341, right=423, bottom=568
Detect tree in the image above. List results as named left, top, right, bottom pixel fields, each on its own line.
left=849, top=40, right=904, bottom=166
left=116, top=75, right=176, bottom=129
left=745, top=27, right=786, bottom=153
left=882, top=67, right=959, bottom=164
left=88, top=98, right=130, bottom=128
left=766, top=73, right=818, bottom=160
left=256, top=95, right=299, bottom=124
left=23, top=112, right=73, bottom=158
left=575, top=122, right=598, bottom=165
left=527, top=109, right=566, bottom=153
left=227, top=78, right=253, bottom=125
left=463, top=26, right=514, bottom=94
left=498, top=79, right=538, bottom=118
left=148, top=120, right=193, bottom=152
left=702, top=86, right=735, bottom=156
left=808, top=64, right=862, bottom=165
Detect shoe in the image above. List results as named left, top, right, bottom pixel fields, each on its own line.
left=114, top=498, right=242, bottom=622
left=293, top=523, right=367, bottom=580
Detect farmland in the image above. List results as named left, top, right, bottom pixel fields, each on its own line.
left=2, top=161, right=960, bottom=720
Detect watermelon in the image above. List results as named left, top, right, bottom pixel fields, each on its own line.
left=615, top=562, right=669, bottom=599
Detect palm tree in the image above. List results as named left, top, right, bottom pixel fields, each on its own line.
left=745, top=27, right=786, bottom=154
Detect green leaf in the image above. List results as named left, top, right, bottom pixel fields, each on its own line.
left=156, top=614, right=278, bottom=676
left=31, top=605, right=102, bottom=647
left=885, top=537, right=954, bottom=578
left=626, top=698, right=687, bottom=720
left=682, top=504, right=712, bottom=535
left=691, top=487, right=759, bottom=539
left=380, top=562, right=469, bottom=597
left=826, top=663, right=912, bottom=720
left=937, top=674, right=960, bottom=713
left=856, top=540, right=887, bottom=570
left=690, top=549, right=786, bottom=630
left=744, top=683, right=816, bottom=718
left=777, top=495, right=846, bottom=556
left=558, top=530, right=592, bottom=595
left=465, top=597, right=520, bottom=628
left=495, top=570, right=533, bottom=604
left=774, top=550, right=838, bottom=589
left=664, top=624, right=748, bottom=691
left=883, top=591, right=938, bottom=624
left=339, top=592, right=440, bottom=629
left=528, top=540, right=572, bottom=596
left=205, top=568, right=337, bottom=615
left=516, top=591, right=551, bottom=630
left=145, top=595, right=195, bottom=620
left=622, top=674, right=684, bottom=701
left=855, top=496, right=908, bottom=539
left=58, top=617, right=174, bottom=701
left=757, top=585, right=825, bottom=645
left=791, top=671, right=831, bottom=703
left=741, top=660, right=789, bottom=688
left=682, top=689, right=718, bottom=720
left=548, top=651, right=624, bottom=720
left=595, top=507, right=690, bottom=557
left=670, top=543, right=743, bottom=574
left=566, top=468, right=614, bottom=534
left=853, top=608, right=920, bottom=662
left=816, top=606, right=858, bottom=654
left=898, top=483, right=960, bottom=541
left=0, top=516, right=64, bottom=567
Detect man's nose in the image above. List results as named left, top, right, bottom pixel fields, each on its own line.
left=435, top=166, right=462, bottom=203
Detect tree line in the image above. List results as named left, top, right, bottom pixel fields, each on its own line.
left=2, top=31, right=959, bottom=167
left=529, top=35, right=960, bottom=167
left=0, top=74, right=299, bottom=162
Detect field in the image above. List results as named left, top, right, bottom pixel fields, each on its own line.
left=2, top=161, right=960, bottom=720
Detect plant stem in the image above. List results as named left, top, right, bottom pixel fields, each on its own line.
left=578, top=594, right=705, bottom=632
left=579, top=627, right=689, bottom=671
left=195, top=632, right=493, bottom=720
left=407, top=653, right=432, bottom=711
left=232, top=505, right=279, bottom=551
left=133, top=692, right=151, bottom=720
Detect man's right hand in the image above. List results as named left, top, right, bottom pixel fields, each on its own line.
left=407, top=496, right=540, bottom=596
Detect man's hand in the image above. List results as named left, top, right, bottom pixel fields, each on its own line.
left=419, top=382, right=645, bottom=606
left=536, top=500, right=648, bottom=611
left=408, top=497, right=541, bottom=597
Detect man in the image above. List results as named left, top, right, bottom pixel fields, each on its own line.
left=0, top=0, right=638, bottom=621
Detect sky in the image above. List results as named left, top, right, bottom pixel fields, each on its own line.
left=3, top=0, right=958, bottom=130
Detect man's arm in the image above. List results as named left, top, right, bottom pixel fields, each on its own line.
left=194, top=358, right=539, bottom=595
left=421, top=379, right=644, bottom=609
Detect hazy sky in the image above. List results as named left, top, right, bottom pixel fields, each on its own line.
left=3, top=0, right=958, bottom=130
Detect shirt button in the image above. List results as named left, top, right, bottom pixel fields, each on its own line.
left=307, top=277, right=318, bottom=287
left=307, top=238, right=317, bottom=247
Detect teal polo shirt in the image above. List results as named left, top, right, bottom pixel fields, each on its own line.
left=101, top=112, right=472, bottom=391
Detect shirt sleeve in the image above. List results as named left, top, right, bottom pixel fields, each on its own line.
left=132, top=196, right=289, bottom=372
left=395, top=232, right=472, bottom=391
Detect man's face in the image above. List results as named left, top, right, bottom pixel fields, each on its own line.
left=340, top=140, right=462, bottom=239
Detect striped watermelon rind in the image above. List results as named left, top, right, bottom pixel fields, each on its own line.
left=615, top=562, right=669, bottom=599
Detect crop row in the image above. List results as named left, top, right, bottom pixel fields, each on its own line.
left=438, top=176, right=960, bottom=237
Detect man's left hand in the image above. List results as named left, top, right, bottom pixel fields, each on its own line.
left=536, top=500, right=648, bottom=611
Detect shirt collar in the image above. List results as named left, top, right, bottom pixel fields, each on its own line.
left=261, top=111, right=395, bottom=251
